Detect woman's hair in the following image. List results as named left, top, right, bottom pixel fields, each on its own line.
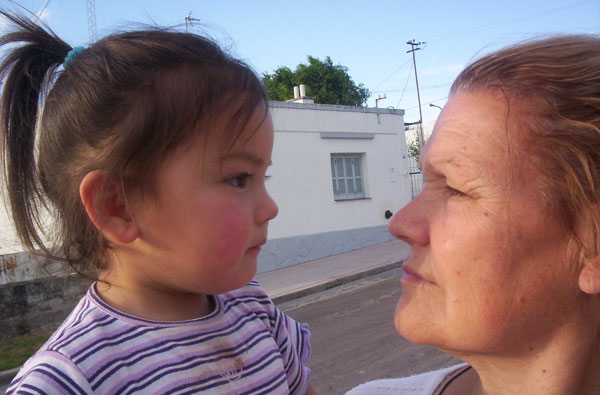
left=451, top=35, right=600, bottom=256
left=0, top=11, right=267, bottom=275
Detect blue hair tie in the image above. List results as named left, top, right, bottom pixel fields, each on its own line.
left=63, top=46, right=85, bottom=68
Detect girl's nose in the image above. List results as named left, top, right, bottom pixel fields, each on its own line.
left=388, top=196, right=430, bottom=246
left=257, top=190, right=278, bottom=225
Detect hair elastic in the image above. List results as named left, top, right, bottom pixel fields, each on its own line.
left=63, top=46, right=85, bottom=68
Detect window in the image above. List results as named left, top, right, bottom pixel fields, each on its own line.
left=331, top=154, right=366, bottom=200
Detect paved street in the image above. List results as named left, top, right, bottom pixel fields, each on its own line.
left=279, top=268, right=460, bottom=395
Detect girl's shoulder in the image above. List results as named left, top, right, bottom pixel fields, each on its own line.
left=219, top=280, right=276, bottom=312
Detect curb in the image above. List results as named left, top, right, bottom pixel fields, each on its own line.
left=0, top=366, right=19, bottom=388
left=270, top=260, right=403, bottom=305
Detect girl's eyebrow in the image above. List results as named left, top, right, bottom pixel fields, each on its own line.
left=222, top=152, right=272, bottom=166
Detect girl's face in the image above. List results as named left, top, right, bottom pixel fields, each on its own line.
left=390, top=91, right=585, bottom=357
left=125, top=106, right=278, bottom=297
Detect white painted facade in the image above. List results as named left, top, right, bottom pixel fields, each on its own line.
left=267, top=101, right=410, bottom=238
left=257, top=101, right=411, bottom=272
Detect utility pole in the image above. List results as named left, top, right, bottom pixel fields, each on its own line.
left=86, top=0, right=97, bottom=43
left=185, top=12, right=201, bottom=33
left=407, top=39, right=425, bottom=152
left=375, top=94, right=386, bottom=124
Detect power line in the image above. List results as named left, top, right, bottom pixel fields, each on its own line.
left=426, top=0, right=596, bottom=42
left=395, top=61, right=413, bottom=109
left=372, top=83, right=451, bottom=94
left=325, top=0, right=404, bottom=58
left=372, top=58, right=412, bottom=91
left=405, top=97, right=448, bottom=111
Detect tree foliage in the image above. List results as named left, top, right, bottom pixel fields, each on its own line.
left=407, top=138, right=420, bottom=157
left=262, top=56, right=370, bottom=106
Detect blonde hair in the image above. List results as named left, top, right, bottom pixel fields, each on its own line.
left=451, top=35, right=600, bottom=255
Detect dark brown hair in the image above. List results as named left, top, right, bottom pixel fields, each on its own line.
left=451, top=35, right=600, bottom=255
left=0, top=11, right=268, bottom=275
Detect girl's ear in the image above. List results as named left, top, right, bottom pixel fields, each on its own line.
left=79, top=170, right=139, bottom=244
left=579, top=257, right=600, bottom=295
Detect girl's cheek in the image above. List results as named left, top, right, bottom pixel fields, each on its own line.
left=215, top=209, right=251, bottom=259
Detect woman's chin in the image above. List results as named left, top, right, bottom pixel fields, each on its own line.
left=394, top=296, right=429, bottom=344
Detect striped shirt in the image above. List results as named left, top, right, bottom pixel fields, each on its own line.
left=7, top=280, right=311, bottom=394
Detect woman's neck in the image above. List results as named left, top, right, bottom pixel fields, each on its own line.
left=448, top=320, right=600, bottom=395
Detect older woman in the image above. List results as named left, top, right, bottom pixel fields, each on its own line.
left=349, top=35, right=600, bottom=394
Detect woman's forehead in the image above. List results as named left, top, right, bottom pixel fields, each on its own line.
left=423, top=91, right=520, bottom=179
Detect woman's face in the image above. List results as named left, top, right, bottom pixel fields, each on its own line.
left=391, top=90, right=584, bottom=356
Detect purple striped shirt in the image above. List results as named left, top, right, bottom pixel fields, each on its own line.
left=7, top=280, right=311, bottom=394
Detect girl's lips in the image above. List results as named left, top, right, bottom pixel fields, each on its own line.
left=247, top=246, right=261, bottom=254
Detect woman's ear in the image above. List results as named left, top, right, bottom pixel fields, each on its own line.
left=579, top=257, right=600, bottom=295
left=79, top=170, right=139, bottom=244
left=576, top=207, right=600, bottom=295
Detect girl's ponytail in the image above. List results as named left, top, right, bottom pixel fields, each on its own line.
left=0, top=11, right=70, bottom=252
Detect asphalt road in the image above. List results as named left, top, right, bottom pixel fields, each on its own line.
left=279, top=268, right=460, bottom=395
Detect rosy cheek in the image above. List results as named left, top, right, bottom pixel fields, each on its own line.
left=214, top=208, right=250, bottom=261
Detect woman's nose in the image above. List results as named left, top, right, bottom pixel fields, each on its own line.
left=388, top=196, right=430, bottom=246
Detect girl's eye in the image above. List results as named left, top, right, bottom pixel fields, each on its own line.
left=226, top=173, right=251, bottom=189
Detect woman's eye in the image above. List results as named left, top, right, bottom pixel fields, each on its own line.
left=227, top=174, right=251, bottom=189
left=446, top=186, right=464, bottom=197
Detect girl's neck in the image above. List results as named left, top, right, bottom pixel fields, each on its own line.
left=96, top=277, right=215, bottom=322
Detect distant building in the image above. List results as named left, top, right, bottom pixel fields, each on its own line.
left=260, top=99, right=411, bottom=273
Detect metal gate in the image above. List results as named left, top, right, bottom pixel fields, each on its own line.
left=408, top=156, right=423, bottom=198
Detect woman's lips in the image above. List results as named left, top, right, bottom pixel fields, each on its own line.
left=401, top=264, right=434, bottom=285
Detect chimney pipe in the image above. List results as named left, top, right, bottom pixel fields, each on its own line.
left=293, top=86, right=300, bottom=99
left=299, top=84, right=306, bottom=97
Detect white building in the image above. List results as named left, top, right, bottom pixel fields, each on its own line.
left=0, top=98, right=412, bottom=282
left=259, top=99, right=411, bottom=273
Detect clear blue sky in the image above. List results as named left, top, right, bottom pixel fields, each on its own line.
left=2, top=0, right=599, bottom=125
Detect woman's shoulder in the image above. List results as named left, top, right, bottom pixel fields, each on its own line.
left=346, top=364, right=469, bottom=395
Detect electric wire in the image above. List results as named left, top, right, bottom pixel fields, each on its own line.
left=396, top=61, right=414, bottom=109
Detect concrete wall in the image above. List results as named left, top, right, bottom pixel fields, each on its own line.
left=0, top=274, right=91, bottom=340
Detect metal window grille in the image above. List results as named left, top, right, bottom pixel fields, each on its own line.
left=331, top=154, right=366, bottom=200
left=408, top=156, right=423, bottom=198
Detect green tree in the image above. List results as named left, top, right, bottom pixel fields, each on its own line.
left=407, top=138, right=420, bottom=157
left=262, top=56, right=370, bottom=106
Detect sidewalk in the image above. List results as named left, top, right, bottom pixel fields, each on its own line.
left=0, top=240, right=409, bottom=390
left=257, top=239, right=409, bottom=304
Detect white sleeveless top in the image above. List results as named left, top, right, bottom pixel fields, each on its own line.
left=346, top=364, right=470, bottom=395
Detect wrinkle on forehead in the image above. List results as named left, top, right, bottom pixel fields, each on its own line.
left=423, top=91, right=516, bottom=186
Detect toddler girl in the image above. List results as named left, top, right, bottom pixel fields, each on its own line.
left=1, top=11, right=313, bottom=394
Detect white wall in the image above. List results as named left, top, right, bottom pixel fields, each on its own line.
left=266, top=102, right=412, bottom=240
